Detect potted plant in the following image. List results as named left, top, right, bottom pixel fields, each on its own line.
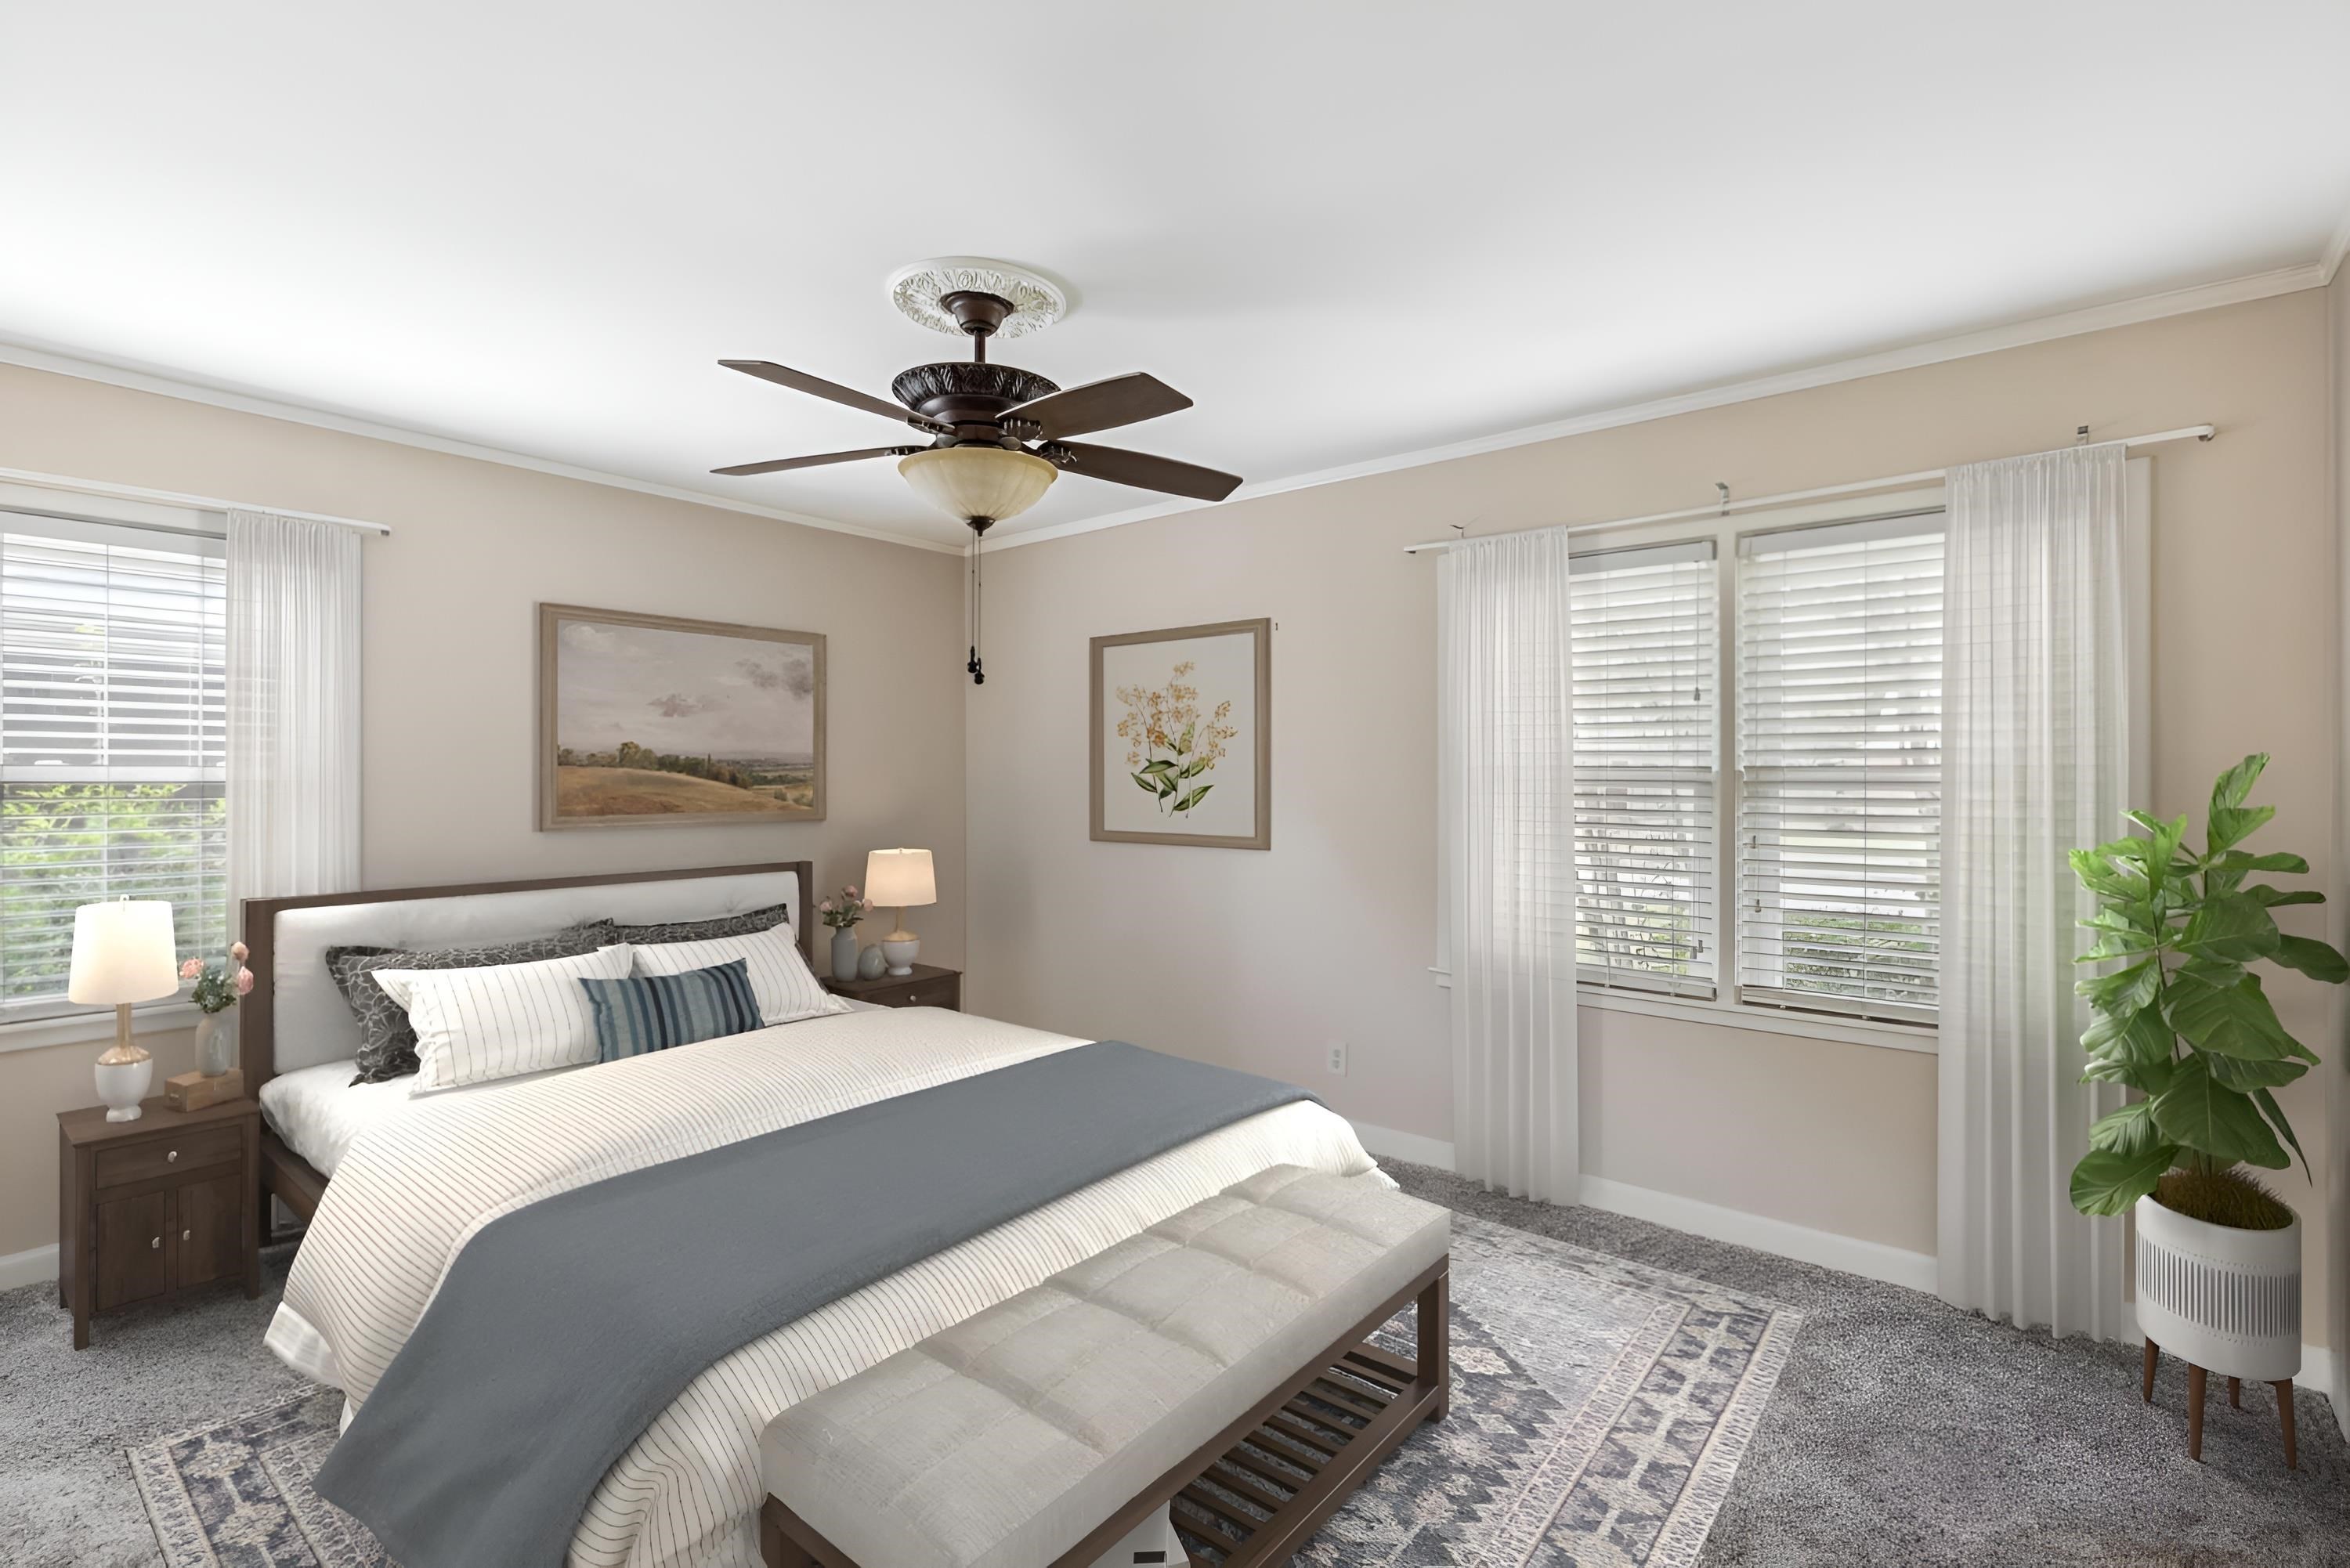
left=180, top=940, right=255, bottom=1077
left=2069, top=753, right=2346, bottom=1461
left=817, top=886, right=867, bottom=981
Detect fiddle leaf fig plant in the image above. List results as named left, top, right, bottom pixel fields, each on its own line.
left=2068, top=753, right=2348, bottom=1220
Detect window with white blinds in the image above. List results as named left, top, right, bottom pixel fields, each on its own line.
left=0, top=513, right=226, bottom=1020
left=1570, top=539, right=1718, bottom=996
left=1735, top=511, right=1943, bottom=1024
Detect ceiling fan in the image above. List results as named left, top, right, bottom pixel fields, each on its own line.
left=712, top=260, right=1242, bottom=685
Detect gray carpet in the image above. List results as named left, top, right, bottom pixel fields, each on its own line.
left=5, top=1176, right=2345, bottom=1567
left=1384, top=1162, right=2350, bottom=1567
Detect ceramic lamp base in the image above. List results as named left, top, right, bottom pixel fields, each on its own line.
left=880, top=934, right=920, bottom=976
left=96, top=1057, right=152, bottom=1122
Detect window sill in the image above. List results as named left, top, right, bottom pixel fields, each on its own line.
left=1429, top=967, right=1936, bottom=1053
left=0, top=999, right=201, bottom=1057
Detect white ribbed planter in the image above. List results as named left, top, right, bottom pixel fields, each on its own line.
left=2135, top=1194, right=2301, bottom=1382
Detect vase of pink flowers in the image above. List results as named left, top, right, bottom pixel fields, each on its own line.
left=183, top=941, right=255, bottom=1077
left=818, top=886, right=868, bottom=981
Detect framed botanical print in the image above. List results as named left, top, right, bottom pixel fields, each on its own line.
left=1090, top=618, right=1270, bottom=849
left=537, top=603, right=826, bottom=830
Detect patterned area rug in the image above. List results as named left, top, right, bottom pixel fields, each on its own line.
left=128, top=1212, right=1797, bottom=1568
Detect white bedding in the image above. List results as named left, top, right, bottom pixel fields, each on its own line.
left=258, top=1058, right=571, bottom=1175
left=269, top=1007, right=1383, bottom=1568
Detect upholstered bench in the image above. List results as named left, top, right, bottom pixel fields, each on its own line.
left=757, top=1165, right=1450, bottom=1568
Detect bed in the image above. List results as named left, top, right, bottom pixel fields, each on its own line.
left=244, top=862, right=1385, bottom=1568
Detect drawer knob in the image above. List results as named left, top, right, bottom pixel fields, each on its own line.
left=182, top=1228, right=192, bottom=1241
left=150, top=1237, right=161, bottom=1250
left=166, top=1149, right=179, bottom=1163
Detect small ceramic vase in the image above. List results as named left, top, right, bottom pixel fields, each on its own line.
left=856, top=945, right=888, bottom=981
left=196, top=1010, right=236, bottom=1076
left=830, top=927, right=859, bottom=981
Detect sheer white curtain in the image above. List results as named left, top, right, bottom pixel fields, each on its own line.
left=1439, top=529, right=1579, bottom=1203
left=1937, top=444, right=2133, bottom=1339
left=227, top=511, right=363, bottom=930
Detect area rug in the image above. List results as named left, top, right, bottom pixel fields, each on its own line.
left=128, top=1212, right=1799, bottom=1567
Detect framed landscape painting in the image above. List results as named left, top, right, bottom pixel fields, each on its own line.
left=537, top=603, right=825, bottom=829
left=1090, top=618, right=1270, bottom=850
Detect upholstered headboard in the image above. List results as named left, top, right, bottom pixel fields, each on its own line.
left=240, top=861, right=813, bottom=1087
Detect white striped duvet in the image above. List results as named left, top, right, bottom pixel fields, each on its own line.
left=268, top=1006, right=1384, bottom=1568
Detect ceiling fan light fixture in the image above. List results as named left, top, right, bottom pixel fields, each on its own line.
left=898, top=446, right=1058, bottom=528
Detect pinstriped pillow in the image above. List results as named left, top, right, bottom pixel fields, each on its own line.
left=578, top=959, right=762, bottom=1062
left=627, top=921, right=846, bottom=1027
left=374, top=945, right=635, bottom=1092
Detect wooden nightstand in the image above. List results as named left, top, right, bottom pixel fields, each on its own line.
left=822, top=963, right=961, bottom=1011
left=56, top=1095, right=261, bottom=1349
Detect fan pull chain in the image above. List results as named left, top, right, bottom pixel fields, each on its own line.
left=967, top=525, right=985, bottom=685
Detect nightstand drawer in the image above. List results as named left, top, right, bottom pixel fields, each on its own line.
left=95, top=1125, right=242, bottom=1189
left=887, top=977, right=960, bottom=1010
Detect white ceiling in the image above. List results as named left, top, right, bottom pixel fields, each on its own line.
left=5, top=3, right=2348, bottom=549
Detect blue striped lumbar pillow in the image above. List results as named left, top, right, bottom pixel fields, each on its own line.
left=579, top=958, right=764, bottom=1061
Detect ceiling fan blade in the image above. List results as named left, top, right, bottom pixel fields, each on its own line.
left=1004, top=372, right=1192, bottom=440
left=710, top=446, right=916, bottom=477
left=1050, top=441, right=1242, bottom=503
left=719, top=359, right=920, bottom=426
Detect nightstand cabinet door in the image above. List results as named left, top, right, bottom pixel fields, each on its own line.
left=95, top=1190, right=172, bottom=1313
left=177, top=1172, right=245, bottom=1290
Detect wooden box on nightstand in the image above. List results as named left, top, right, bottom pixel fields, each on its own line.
left=821, top=963, right=961, bottom=1012
left=56, top=1096, right=261, bottom=1349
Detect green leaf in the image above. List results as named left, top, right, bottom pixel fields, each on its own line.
left=2076, top=933, right=2157, bottom=963
left=2070, top=1145, right=2178, bottom=1216
left=2246, top=885, right=2326, bottom=908
left=2079, top=907, right=2156, bottom=938
left=2203, top=1051, right=2308, bottom=1091
left=1157, top=775, right=1177, bottom=799
left=1177, top=757, right=1209, bottom=779
left=1177, top=722, right=1195, bottom=755
left=2082, top=1006, right=2173, bottom=1074
left=1130, top=771, right=1158, bottom=795
left=2088, top=1100, right=2166, bottom=1156
left=2070, top=847, right=2149, bottom=902
left=2082, top=1054, right=2175, bottom=1094
left=2177, top=892, right=2280, bottom=963
left=1171, top=784, right=1211, bottom=813
left=2149, top=1055, right=2290, bottom=1167
left=2210, top=752, right=2269, bottom=814
left=2253, top=1088, right=2312, bottom=1183
left=2077, top=959, right=2160, bottom=1015
left=2210, top=850, right=2308, bottom=876
left=2162, top=971, right=2294, bottom=1060
left=2207, top=804, right=2276, bottom=855
left=2127, top=812, right=2190, bottom=875
left=2272, top=934, right=2350, bottom=985
left=1140, top=760, right=1177, bottom=776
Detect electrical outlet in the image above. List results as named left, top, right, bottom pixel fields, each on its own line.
left=1326, top=1042, right=1347, bottom=1075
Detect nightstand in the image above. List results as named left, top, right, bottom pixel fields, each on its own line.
left=56, top=1095, right=261, bottom=1349
left=822, top=963, right=961, bottom=1012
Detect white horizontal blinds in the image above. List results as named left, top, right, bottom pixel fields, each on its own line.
left=1570, top=539, right=1718, bottom=996
left=1736, top=511, right=1943, bottom=1024
left=0, top=515, right=227, bottom=1017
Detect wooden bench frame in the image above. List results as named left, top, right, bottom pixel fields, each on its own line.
left=761, top=1255, right=1449, bottom=1568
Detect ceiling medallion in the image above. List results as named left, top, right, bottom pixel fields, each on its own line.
left=885, top=257, right=1068, bottom=340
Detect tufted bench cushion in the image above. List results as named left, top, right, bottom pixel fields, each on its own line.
left=758, top=1165, right=1449, bottom=1568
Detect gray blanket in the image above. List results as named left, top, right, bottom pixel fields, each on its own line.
left=312, top=1040, right=1318, bottom=1568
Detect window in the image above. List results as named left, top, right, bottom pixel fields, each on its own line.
left=0, top=512, right=226, bottom=1021
left=1735, top=514, right=1943, bottom=1024
left=1570, top=540, right=1718, bottom=995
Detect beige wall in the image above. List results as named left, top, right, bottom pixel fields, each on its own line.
left=2330, top=259, right=2349, bottom=1411
left=965, top=291, right=2338, bottom=1341
left=0, top=364, right=964, bottom=1261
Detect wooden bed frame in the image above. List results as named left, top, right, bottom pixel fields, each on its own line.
left=243, top=860, right=815, bottom=1243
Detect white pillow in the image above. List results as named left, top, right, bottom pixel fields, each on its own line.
left=375, top=945, right=634, bottom=1092
left=628, top=923, right=845, bottom=1028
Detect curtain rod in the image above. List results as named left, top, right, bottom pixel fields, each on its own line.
left=0, top=464, right=393, bottom=537
left=1401, top=424, right=2214, bottom=555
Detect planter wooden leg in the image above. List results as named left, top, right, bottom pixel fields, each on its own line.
left=2272, top=1380, right=2298, bottom=1470
left=2229, top=1376, right=2241, bottom=1408
left=2187, top=1365, right=2206, bottom=1461
left=2142, top=1339, right=2158, bottom=1404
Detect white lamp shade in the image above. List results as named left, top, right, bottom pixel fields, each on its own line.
left=898, top=446, right=1057, bottom=526
left=864, top=848, right=937, bottom=909
left=67, top=900, right=181, bottom=1006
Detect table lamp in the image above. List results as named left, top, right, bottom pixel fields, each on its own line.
left=70, top=898, right=180, bottom=1122
left=863, top=849, right=936, bottom=976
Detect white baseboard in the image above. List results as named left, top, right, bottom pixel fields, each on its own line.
left=1351, top=1122, right=1458, bottom=1171
left=1576, top=1176, right=1940, bottom=1293
left=0, top=1242, right=59, bottom=1290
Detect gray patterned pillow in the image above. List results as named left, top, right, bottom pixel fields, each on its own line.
left=326, top=927, right=623, bottom=1084
left=577, top=902, right=793, bottom=947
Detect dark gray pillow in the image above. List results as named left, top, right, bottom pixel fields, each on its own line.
left=579, top=902, right=792, bottom=947
left=326, top=927, right=622, bottom=1085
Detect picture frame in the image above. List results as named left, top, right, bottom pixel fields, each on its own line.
left=1090, top=618, right=1271, bottom=850
left=537, top=603, right=826, bottom=830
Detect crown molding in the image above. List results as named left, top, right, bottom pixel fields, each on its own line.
left=0, top=338, right=964, bottom=555
left=990, top=260, right=2332, bottom=551
left=2324, top=197, right=2350, bottom=285
left=2, top=258, right=2330, bottom=562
